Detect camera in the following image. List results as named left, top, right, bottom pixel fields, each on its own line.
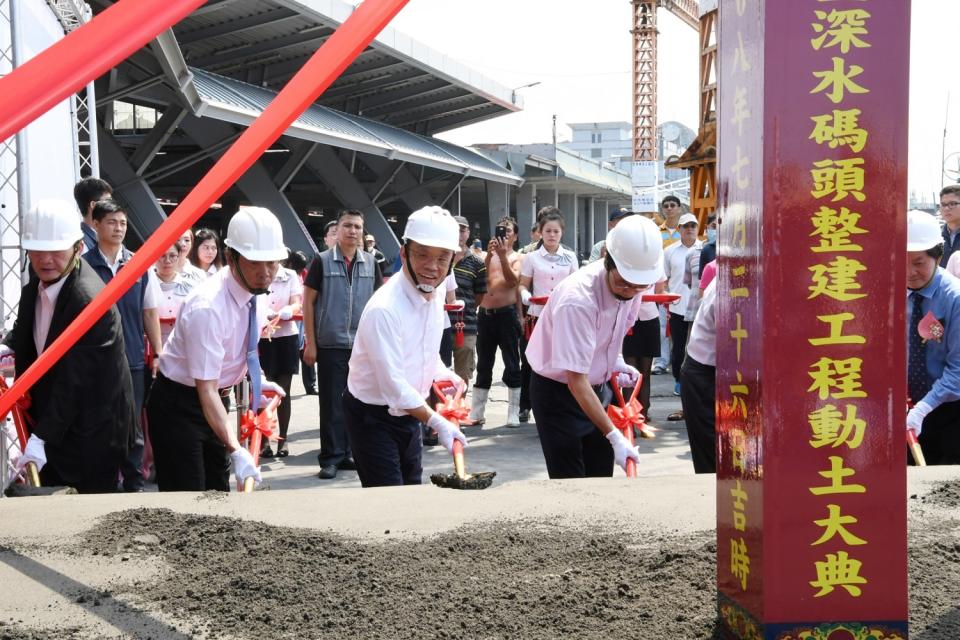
left=495, top=225, right=507, bottom=241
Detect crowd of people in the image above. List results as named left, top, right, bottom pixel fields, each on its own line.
left=2, top=177, right=956, bottom=494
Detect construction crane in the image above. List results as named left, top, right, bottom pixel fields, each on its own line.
left=632, top=0, right=717, bottom=224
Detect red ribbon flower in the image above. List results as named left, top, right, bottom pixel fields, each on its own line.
left=918, top=311, right=945, bottom=344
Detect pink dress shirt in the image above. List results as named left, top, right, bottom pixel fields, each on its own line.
left=526, top=260, right=642, bottom=386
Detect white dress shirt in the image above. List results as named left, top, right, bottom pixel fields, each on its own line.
left=33, top=278, right=67, bottom=355
left=151, top=269, right=194, bottom=345
left=348, top=272, right=449, bottom=416
left=264, top=267, right=304, bottom=338
left=685, top=279, right=717, bottom=367
left=520, top=245, right=578, bottom=317
left=159, top=268, right=269, bottom=388
left=663, top=240, right=701, bottom=316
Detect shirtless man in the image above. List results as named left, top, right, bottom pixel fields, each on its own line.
left=469, top=215, right=523, bottom=426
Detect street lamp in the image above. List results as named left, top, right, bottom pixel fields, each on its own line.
left=511, top=81, right=541, bottom=103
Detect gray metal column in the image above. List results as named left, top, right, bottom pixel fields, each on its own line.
left=363, top=156, right=438, bottom=212
left=97, top=126, right=167, bottom=245
left=304, top=145, right=400, bottom=262
left=486, top=181, right=509, bottom=236
left=587, top=197, right=596, bottom=250
left=516, top=182, right=536, bottom=246
left=558, top=192, right=578, bottom=255
left=180, top=116, right=315, bottom=255
left=594, top=199, right=608, bottom=248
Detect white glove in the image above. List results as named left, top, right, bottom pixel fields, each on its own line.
left=230, top=448, right=262, bottom=488
left=18, top=434, right=46, bottom=473
left=907, top=400, right=933, bottom=436
left=434, top=368, right=466, bottom=394
left=613, top=360, right=641, bottom=388
left=260, top=378, right=286, bottom=398
left=606, top=429, right=640, bottom=472
left=278, top=307, right=294, bottom=321
left=0, top=344, right=14, bottom=369
left=427, top=412, right=468, bottom=454
left=520, top=288, right=532, bottom=306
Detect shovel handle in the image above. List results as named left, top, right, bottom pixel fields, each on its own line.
left=907, top=428, right=926, bottom=466
left=243, top=476, right=255, bottom=493
left=452, top=439, right=466, bottom=479
left=625, top=458, right=637, bottom=478
left=25, top=461, right=41, bottom=487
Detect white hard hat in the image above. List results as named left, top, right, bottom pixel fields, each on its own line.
left=907, top=209, right=942, bottom=252
left=402, top=206, right=459, bottom=252
left=22, top=199, right=83, bottom=251
left=224, top=206, right=287, bottom=261
left=605, top=215, right=664, bottom=285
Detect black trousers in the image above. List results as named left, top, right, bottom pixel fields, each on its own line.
left=475, top=306, right=522, bottom=389
left=529, top=372, right=614, bottom=478
left=316, top=347, right=352, bottom=467
left=669, top=312, right=691, bottom=385
left=147, top=373, right=231, bottom=492
left=439, top=327, right=453, bottom=367
left=342, top=389, right=422, bottom=487
left=119, top=365, right=145, bottom=491
left=42, top=441, right=122, bottom=494
left=919, top=399, right=960, bottom=465
left=679, top=355, right=716, bottom=473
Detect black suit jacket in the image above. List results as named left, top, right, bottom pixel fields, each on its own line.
left=4, top=260, right=136, bottom=485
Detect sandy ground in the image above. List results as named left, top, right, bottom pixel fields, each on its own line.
left=2, top=368, right=957, bottom=638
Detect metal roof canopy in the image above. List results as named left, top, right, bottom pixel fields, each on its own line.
left=191, top=68, right=522, bottom=186
left=480, top=144, right=632, bottom=197
left=150, top=0, right=521, bottom=135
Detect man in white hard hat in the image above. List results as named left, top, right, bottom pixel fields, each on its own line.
left=1, top=199, right=137, bottom=493
left=147, top=206, right=287, bottom=491
left=344, top=206, right=468, bottom=487
left=526, top=215, right=663, bottom=478
left=905, top=209, right=960, bottom=464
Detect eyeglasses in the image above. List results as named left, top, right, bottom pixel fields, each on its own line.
left=940, top=201, right=960, bottom=211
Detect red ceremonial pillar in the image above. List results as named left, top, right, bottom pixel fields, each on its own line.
left=715, top=1, right=910, bottom=638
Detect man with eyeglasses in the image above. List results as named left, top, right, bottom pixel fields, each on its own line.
left=663, top=214, right=702, bottom=399
left=938, top=185, right=960, bottom=268
left=526, top=216, right=663, bottom=478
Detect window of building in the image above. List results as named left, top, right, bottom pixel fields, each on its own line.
left=107, top=100, right=158, bottom=134
left=591, top=133, right=602, bottom=144
left=591, top=148, right=602, bottom=158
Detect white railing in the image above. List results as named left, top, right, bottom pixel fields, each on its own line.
left=634, top=177, right=691, bottom=206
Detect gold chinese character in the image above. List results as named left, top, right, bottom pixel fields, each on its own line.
left=731, top=371, right=749, bottom=419
left=810, top=550, right=867, bottom=597
left=731, top=480, right=748, bottom=532
left=808, top=257, right=867, bottom=301
left=731, top=537, right=750, bottom=590
left=810, top=206, right=867, bottom=253
left=732, top=86, right=751, bottom=136
left=731, top=313, right=748, bottom=362
left=811, top=57, right=869, bottom=104
left=809, top=403, right=865, bottom=449
left=807, top=357, right=867, bottom=400
left=731, top=145, right=750, bottom=189
left=809, top=108, right=868, bottom=153
left=809, top=312, right=866, bottom=346
left=813, top=504, right=868, bottom=546
left=811, top=158, right=866, bottom=202
left=811, top=9, right=871, bottom=54
left=809, top=455, right=867, bottom=495
left=733, top=31, right=751, bottom=74
left=732, top=266, right=746, bottom=276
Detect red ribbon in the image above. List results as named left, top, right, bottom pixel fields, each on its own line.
left=432, top=381, right=470, bottom=426
left=0, top=376, right=34, bottom=448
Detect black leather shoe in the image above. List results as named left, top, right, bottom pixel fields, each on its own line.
left=317, top=465, right=338, bottom=479
left=423, top=431, right=439, bottom=446
left=518, top=409, right=530, bottom=423
left=260, top=445, right=275, bottom=459
left=338, top=458, right=357, bottom=470
left=305, top=387, right=319, bottom=395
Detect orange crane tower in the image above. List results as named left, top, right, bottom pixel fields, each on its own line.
left=632, top=0, right=718, bottom=224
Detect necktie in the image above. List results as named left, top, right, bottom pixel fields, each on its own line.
left=908, top=292, right=932, bottom=404
left=247, top=299, right=262, bottom=412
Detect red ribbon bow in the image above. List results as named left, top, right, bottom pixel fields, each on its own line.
left=238, top=395, right=281, bottom=448
left=432, top=381, right=471, bottom=426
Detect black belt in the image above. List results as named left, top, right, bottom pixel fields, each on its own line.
left=157, top=372, right=233, bottom=397
left=478, top=304, right=517, bottom=316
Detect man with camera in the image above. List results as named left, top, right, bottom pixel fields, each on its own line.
left=469, top=216, right=523, bottom=427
